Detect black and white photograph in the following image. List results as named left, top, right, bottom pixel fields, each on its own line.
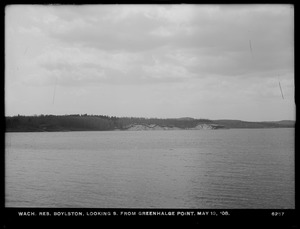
left=4, top=3, right=296, bottom=225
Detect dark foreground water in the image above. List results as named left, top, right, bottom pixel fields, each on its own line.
left=5, top=128, right=294, bottom=208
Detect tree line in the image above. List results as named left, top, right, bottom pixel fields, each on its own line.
left=5, top=114, right=294, bottom=132
left=5, top=114, right=212, bottom=132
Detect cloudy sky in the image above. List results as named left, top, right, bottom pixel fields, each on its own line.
left=5, top=4, right=295, bottom=121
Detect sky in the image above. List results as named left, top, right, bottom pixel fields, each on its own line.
left=5, top=4, right=295, bottom=121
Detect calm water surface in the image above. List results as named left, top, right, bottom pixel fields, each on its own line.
left=5, top=129, right=294, bottom=208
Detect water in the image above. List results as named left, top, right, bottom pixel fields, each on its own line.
left=5, top=129, right=294, bottom=208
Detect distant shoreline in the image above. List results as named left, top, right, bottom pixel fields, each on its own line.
left=5, top=127, right=295, bottom=133
left=5, top=115, right=295, bottom=133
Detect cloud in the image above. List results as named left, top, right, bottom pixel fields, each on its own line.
left=34, top=45, right=197, bottom=86
left=32, top=5, right=292, bottom=78
left=5, top=5, right=295, bottom=120
left=142, top=62, right=193, bottom=80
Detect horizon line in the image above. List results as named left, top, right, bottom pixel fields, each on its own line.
left=4, top=113, right=295, bottom=123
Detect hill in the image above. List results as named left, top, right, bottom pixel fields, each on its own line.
left=5, top=115, right=295, bottom=132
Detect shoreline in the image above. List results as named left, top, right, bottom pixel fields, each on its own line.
left=5, top=126, right=294, bottom=133
left=5, top=116, right=295, bottom=133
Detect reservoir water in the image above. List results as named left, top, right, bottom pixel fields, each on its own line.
left=5, top=128, right=294, bottom=208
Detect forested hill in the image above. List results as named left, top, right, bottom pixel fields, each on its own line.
left=5, top=115, right=295, bottom=132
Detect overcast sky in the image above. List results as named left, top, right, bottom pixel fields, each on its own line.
left=5, top=4, right=295, bottom=121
